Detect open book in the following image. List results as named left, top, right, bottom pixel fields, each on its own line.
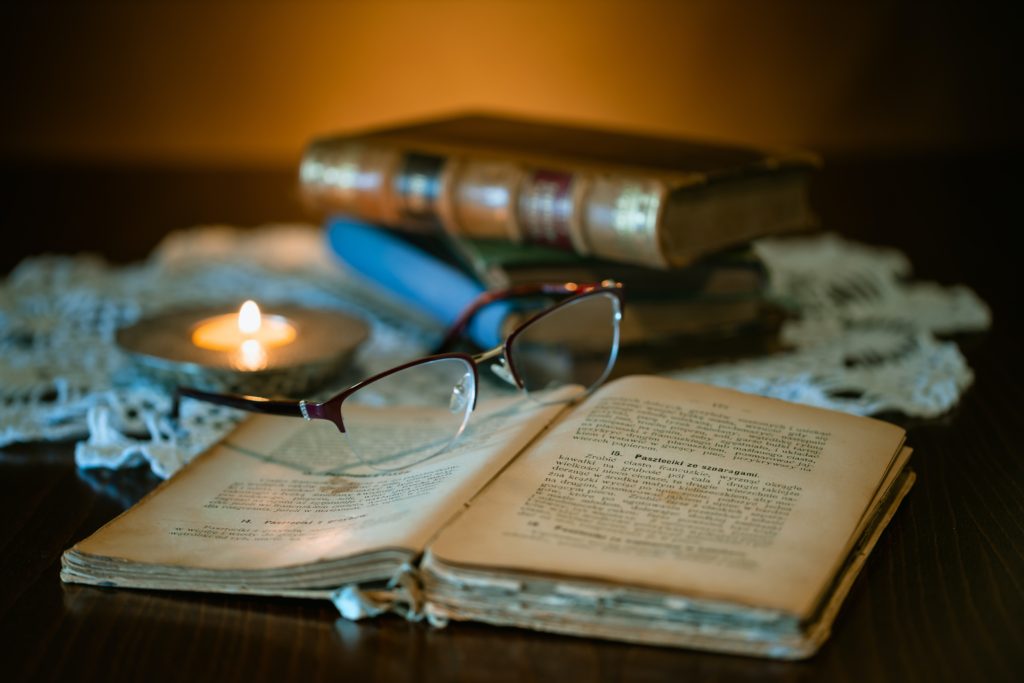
left=62, top=376, right=912, bottom=659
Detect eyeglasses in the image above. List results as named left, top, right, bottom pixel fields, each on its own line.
left=177, top=281, right=623, bottom=472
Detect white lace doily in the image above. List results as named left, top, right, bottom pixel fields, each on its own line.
left=0, top=225, right=438, bottom=478
left=0, top=227, right=990, bottom=478
left=671, top=235, right=990, bottom=416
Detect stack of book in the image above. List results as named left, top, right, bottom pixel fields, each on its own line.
left=299, top=113, right=819, bottom=351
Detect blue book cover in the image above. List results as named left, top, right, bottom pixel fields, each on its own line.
left=326, top=218, right=511, bottom=349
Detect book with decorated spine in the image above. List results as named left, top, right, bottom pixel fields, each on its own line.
left=299, top=113, right=819, bottom=269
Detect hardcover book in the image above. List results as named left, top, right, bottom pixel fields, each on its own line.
left=327, top=218, right=782, bottom=349
left=62, top=376, right=912, bottom=659
left=442, top=231, right=769, bottom=297
left=300, top=113, right=819, bottom=268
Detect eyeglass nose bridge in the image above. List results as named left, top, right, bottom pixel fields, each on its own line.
left=471, top=344, right=522, bottom=389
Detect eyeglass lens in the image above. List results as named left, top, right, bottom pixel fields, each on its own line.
left=340, top=356, right=476, bottom=471
left=509, top=291, right=620, bottom=404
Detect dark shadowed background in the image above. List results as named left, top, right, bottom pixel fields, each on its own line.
left=1, top=0, right=1019, bottom=321
left=2, top=4, right=1023, bottom=682
left=1, top=1, right=1018, bottom=163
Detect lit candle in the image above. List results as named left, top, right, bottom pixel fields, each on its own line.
left=118, top=301, right=367, bottom=395
left=191, top=300, right=297, bottom=353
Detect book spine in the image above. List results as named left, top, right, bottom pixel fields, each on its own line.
left=583, top=176, right=669, bottom=268
left=301, top=139, right=672, bottom=267
left=299, top=142, right=405, bottom=226
left=392, top=152, right=447, bottom=228
left=438, top=159, right=524, bottom=241
left=515, top=170, right=582, bottom=253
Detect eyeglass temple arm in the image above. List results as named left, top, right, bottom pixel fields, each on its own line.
left=173, top=386, right=312, bottom=420
left=432, top=281, right=615, bottom=353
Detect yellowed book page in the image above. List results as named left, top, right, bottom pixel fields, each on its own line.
left=428, top=376, right=905, bottom=618
left=73, top=393, right=567, bottom=572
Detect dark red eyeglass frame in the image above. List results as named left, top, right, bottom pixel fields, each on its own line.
left=175, top=280, right=624, bottom=434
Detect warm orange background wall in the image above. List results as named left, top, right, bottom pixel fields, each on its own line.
left=1, top=1, right=1016, bottom=165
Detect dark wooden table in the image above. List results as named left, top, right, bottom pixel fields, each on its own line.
left=1, top=155, right=1021, bottom=682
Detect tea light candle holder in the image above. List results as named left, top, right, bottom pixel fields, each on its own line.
left=116, top=301, right=369, bottom=397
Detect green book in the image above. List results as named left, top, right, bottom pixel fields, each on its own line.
left=439, top=235, right=782, bottom=347
left=446, top=236, right=769, bottom=301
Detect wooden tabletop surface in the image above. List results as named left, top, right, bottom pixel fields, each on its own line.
left=1, top=154, right=1021, bottom=682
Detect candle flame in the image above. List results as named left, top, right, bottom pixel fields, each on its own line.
left=238, top=338, right=268, bottom=371
left=238, top=300, right=261, bottom=335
